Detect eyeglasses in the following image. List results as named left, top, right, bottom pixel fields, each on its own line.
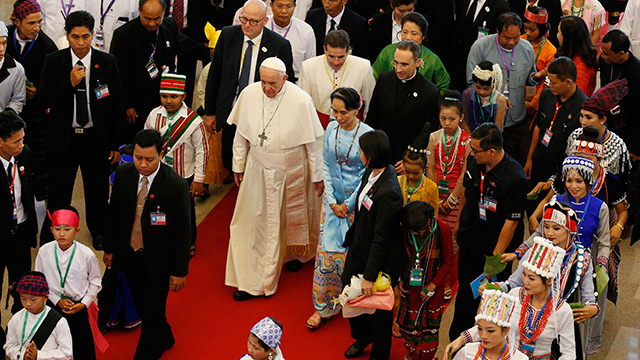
left=392, top=60, right=412, bottom=69
left=275, top=4, right=295, bottom=11
left=470, top=146, right=495, bottom=155
left=239, top=16, right=265, bottom=26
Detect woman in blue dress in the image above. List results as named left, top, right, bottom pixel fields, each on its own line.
left=307, top=87, right=373, bottom=329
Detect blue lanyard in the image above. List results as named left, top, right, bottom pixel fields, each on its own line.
left=525, top=290, right=552, bottom=338
left=100, top=0, right=117, bottom=26
left=12, top=31, right=36, bottom=61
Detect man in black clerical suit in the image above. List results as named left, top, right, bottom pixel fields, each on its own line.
left=110, top=0, right=210, bottom=141
left=104, top=129, right=191, bottom=360
left=0, top=112, right=37, bottom=357
left=305, top=0, right=369, bottom=59
left=366, top=40, right=439, bottom=174
left=39, top=11, right=125, bottom=248
left=203, top=0, right=294, bottom=178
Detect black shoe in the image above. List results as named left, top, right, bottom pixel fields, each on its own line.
left=285, top=260, right=303, bottom=272
left=222, top=174, right=234, bottom=184
left=233, top=290, right=257, bottom=301
left=345, top=341, right=369, bottom=358
left=92, top=234, right=104, bottom=251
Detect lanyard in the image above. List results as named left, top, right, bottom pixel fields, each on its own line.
left=534, top=36, right=546, bottom=64
left=410, top=221, right=437, bottom=258
left=324, top=55, right=349, bottom=89
left=55, top=242, right=77, bottom=290
left=19, top=309, right=47, bottom=354
left=525, top=290, right=552, bottom=338
left=442, top=127, right=461, bottom=175
left=60, top=0, right=74, bottom=19
left=150, top=28, right=160, bottom=58
left=496, top=36, right=515, bottom=80
left=8, top=160, right=16, bottom=195
left=407, top=175, right=424, bottom=198
left=12, top=33, right=36, bottom=61
left=100, top=0, right=117, bottom=26
left=480, top=171, right=485, bottom=201
left=476, top=91, right=494, bottom=124
left=599, top=129, right=607, bottom=142
left=473, top=343, right=508, bottom=360
left=240, top=36, right=262, bottom=65
left=548, top=101, right=563, bottom=130
left=271, top=19, right=293, bottom=39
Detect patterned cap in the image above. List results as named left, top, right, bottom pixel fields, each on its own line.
left=524, top=7, right=548, bottom=24
left=522, top=237, right=566, bottom=278
left=476, top=289, right=521, bottom=327
left=11, top=0, right=41, bottom=20
left=159, top=67, right=186, bottom=95
left=571, top=139, right=604, bottom=159
left=562, top=156, right=594, bottom=186
left=16, top=273, right=49, bottom=296
left=250, top=317, right=282, bottom=349
left=543, top=198, right=578, bottom=233
left=582, top=79, right=628, bottom=117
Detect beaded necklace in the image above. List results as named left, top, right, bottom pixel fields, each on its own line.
left=334, top=120, right=361, bottom=165
left=473, top=343, right=509, bottom=360
left=439, top=128, right=461, bottom=179
left=518, top=288, right=554, bottom=350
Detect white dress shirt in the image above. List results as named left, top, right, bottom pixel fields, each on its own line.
left=267, top=17, right=316, bottom=78
left=325, top=7, right=345, bottom=34
left=358, top=170, right=383, bottom=211
left=71, top=48, right=94, bottom=128
left=1, top=155, right=25, bottom=224
left=35, top=241, right=103, bottom=308
left=391, top=16, right=402, bottom=43
left=468, top=0, right=487, bottom=21
left=4, top=306, right=73, bottom=360
left=138, top=164, right=160, bottom=194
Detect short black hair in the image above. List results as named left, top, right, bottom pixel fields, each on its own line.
left=253, top=318, right=283, bottom=351
left=359, top=130, right=393, bottom=169
left=64, top=10, right=94, bottom=33
left=401, top=201, right=435, bottom=231
left=53, top=205, right=80, bottom=218
left=496, top=12, right=522, bottom=33
left=139, top=0, right=166, bottom=10
left=602, top=29, right=630, bottom=53
left=396, top=40, right=421, bottom=60
left=0, top=110, right=26, bottom=141
left=471, top=61, right=496, bottom=87
left=578, top=125, right=601, bottom=143
left=471, top=123, right=503, bottom=150
left=134, top=129, right=163, bottom=155
left=324, top=30, right=350, bottom=50
left=441, top=89, right=463, bottom=116
left=401, top=12, right=428, bottom=43
left=547, top=56, right=577, bottom=82
left=524, top=6, right=550, bottom=36
left=391, top=0, right=416, bottom=7
left=330, top=87, right=362, bottom=111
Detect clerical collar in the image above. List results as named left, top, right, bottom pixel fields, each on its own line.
left=400, top=70, right=417, bottom=83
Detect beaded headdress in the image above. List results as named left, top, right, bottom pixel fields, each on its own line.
left=561, top=156, right=594, bottom=186
left=542, top=198, right=578, bottom=234
left=250, top=317, right=282, bottom=350
left=571, top=139, right=604, bottom=159
left=472, top=63, right=503, bottom=95
left=159, top=67, right=186, bottom=95
left=521, top=237, right=566, bottom=279
left=476, top=289, right=521, bottom=327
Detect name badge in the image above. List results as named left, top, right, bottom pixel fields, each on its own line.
left=477, top=27, right=489, bottom=40
left=13, top=203, right=17, bottom=220
left=438, top=179, right=450, bottom=193
left=95, top=84, right=110, bottom=100
left=485, top=198, right=497, bottom=212
left=164, top=155, right=174, bottom=168
left=151, top=212, right=166, bottom=225
left=362, top=194, right=373, bottom=210
left=479, top=202, right=487, bottom=220
left=409, top=268, right=424, bottom=286
left=94, top=28, right=105, bottom=49
left=541, top=129, right=553, bottom=147
left=503, top=80, right=510, bottom=98
left=145, top=58, right=159, bottom=79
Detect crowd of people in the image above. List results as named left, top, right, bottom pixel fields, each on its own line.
left=0, top=0, right=639, bottom=359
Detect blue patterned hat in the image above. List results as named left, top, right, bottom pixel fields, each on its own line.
left=250, top=317, right=282, bottom=349
left=562, top=156, right=594, bottom=186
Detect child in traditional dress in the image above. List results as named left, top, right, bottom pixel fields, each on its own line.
left=145, top=68, right=209, bottom=258
left=34, top=206, right=102, bottom=360
left=397, top=201, right=454, bottom=360
left=398, top=132, right=439, bottom=211
left=461, top=61, right=508, bottom=132
left=4, top=272, right=73, bottom=360
left=241, top=317, right=285, bottom=360
left=448, top=290, right=527, bottom=360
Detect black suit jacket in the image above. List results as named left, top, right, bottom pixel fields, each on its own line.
left=110, top=17, right=210, bottom=120
left=508, top=0, right=562, bottom=46
left=455, top=0, right=511, bottom=52
left=39, top=48, right=125, bottom=159
left=0, top=147, right=37, bottom=247
left=342, top=165, right=405, bottom=285
left=104, top=163, right=191, bottom=277
left=415, top=0, right=456, bottom=59
left=165, top=0, right=212, bottom=43
left=366, top=71, right=440, bottom=162
left=204, top=25, right=294, bottom=130
left=369, top=12, right=395, bottom=62
left=305, top=7, right=369, bottom=59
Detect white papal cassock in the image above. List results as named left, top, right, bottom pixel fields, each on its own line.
left=225, top=80, right=324, bottom=296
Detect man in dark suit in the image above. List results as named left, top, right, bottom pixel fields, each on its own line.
left=508, top=0, right=562, bottom=45
left=110, top=0, right=210, bottom=142
left=366, top=40, right=440, bottom=174
left=103, top=129, right=191, bottom=360
left=368, top=0, right=415, bottom=62
left=0, top=111, right=37, bottom=356
left=39, top=11, right=125, bottom=248
left=305, top=0, right=369, bottom=59
left=203, top=0, right=294, bottom=179
left=448, top=0, right=510, bottom=90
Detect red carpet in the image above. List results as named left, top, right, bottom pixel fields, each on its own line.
left=97, top=187, right=429, bottom=359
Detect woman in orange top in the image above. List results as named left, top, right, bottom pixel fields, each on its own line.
left=556, top=16, right=598, bottom=96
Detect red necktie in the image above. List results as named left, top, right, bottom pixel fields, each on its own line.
left=173, top=0, right=184, bottom=31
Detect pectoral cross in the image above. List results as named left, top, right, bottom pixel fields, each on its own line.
left=258, top=131, right=268, bottom=146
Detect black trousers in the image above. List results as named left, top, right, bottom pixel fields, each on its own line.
left=348, top=309, right=394, bottom=360
left=221, top=122, right=237, bottom=173
left=125, top=249, right=174, bottom=360
left=40, top=129, right=109, bottom=244
left=0, top=222, right=33, bottom=355
left=48, top=300, right=96, bottom=360
left=503, top=119, right=532, bottom=167
left=184, top=176, right=197, bottom=246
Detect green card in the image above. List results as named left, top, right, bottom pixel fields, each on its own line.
left=569, top=302, right=584, bottom=309
left=484, top=253, right=507, bottom=276
left=596, top=266, right=609, bottom=295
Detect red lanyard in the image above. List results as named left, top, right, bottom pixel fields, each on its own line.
left=8, top=161, right=16, bottom=195
left=480, top=171, right=485, bottom=200
left=548, top=101, right=563, bottom=130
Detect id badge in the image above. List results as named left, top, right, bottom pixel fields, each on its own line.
left=486, top=198, right=497, bottom=212
left=145, top=58, right=159, bottom=79
left=521, top=342, right=535, bottom=352
left=477, top=27, right=489, bottom=39
left=362, top=194, right=373, bottom=210
left=94, top=29, right=105, bottom=49
left=541, top=129, right=552, bottom=147
left=94, top=84, right=110, bottom=99
left=503, top=80, right=510, bottom=98
left=479, top=202, right=487, bottom=220
left=438, top=179, right=450, bottom=193
left=13, top=203, right=17, bottom=220
left=164, top=155, right=174, bottom=168
left=409, top=268, right=424, bottom=286
left=151, top=212, right=166, bottom=225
